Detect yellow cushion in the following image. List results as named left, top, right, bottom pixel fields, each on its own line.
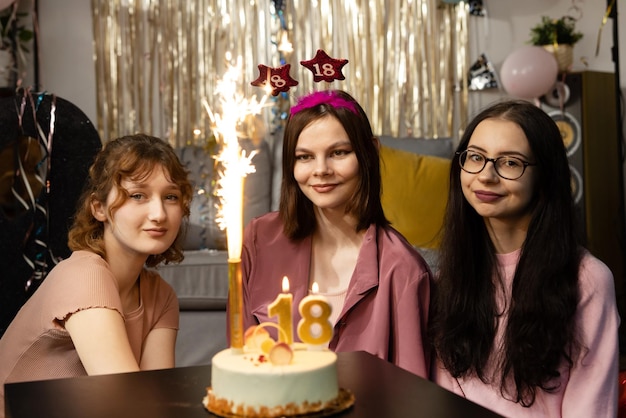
left=380, top=144, right=450, bottom=249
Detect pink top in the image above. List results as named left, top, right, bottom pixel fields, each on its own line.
left=237, top=211, right=432, bottom=377
left=432, top=249, right=620, bottom=417
left=0, top=251, right=179, bottom=417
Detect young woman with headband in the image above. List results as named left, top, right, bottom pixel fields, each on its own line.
left=235, top=89, right=432, bottom=377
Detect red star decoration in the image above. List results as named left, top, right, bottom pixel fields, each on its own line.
left=251, top=64, right=299, bottom=96
left=300, top=49, right=349, bottom=83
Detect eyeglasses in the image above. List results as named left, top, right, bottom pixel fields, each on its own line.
left=456, top=149, right=535, bottom=180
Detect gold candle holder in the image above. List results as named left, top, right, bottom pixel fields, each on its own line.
left=228, top=259, right=244, bottom=354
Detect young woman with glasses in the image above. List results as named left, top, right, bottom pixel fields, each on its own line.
left=429, top=100, right=619, bottom=417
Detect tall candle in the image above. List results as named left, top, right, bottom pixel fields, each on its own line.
left=297, top=282, right=333, bottom=349
left=268, top=276, right=294, bottom=345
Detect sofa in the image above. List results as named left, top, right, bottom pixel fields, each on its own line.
left=158, top=134, right=453, bottom=367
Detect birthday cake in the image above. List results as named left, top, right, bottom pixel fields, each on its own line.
left=203, top=325, right=352, bottom=417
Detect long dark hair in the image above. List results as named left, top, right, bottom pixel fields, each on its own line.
left=279, top=89, right=388, bottom=239
left=430, top=100, right=583, bottom=406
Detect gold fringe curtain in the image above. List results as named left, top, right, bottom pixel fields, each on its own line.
left=286, top=0, right=468, bottom=138
left=92, top=0, right=468, bottom=146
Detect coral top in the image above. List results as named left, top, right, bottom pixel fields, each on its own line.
left=237, top=211, right=432, bottom=377
left=0, top=251, right=179, bottom=417
left=432, top=249, right=620, bottom=417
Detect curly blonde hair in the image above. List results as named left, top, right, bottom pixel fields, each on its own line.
left=67, top=134, right=192, bottom=267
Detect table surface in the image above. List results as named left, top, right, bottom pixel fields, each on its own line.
left=5, top=351, right=502, bottom=418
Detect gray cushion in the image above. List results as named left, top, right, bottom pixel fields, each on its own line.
left=378, top=136, right=454, bottom=159
left=157, top=250, right=229, bottom=310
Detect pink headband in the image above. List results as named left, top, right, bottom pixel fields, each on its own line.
left=290, top=91, right=359, bottom=116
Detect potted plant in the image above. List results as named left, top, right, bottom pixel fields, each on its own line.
left=0, top=5, right=34, bottom=88
left=529, top=15, right=583, bottom=73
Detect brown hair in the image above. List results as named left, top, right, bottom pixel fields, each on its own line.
left=67, top=133, right=192, bottom=267
left=279, top=90, right=388, bottom=239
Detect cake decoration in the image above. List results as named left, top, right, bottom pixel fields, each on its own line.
left=204, top=281, right=354, bottom=417
left=244, top=325, right=273, bottom=354
left=245, top=323, right=293, bottom=364
left=300, top=49, right=349, bottom=83
left=267, top=276, right=294, bottom=344
left=268, top=342, right=294, bottom=365
left=297, top=282, right=334, bottom=348
left=250, top=64, right=299, bottom=96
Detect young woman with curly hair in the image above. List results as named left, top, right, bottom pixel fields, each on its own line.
left=0, top=134, right=192, bottom=417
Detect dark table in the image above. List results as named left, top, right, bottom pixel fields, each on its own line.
left=5, top=351, right=502, bottom=418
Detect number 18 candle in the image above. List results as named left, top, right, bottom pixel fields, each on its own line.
left=268, top=276, right=294, bottom=345
left=297, top=282, right=333, bottom=348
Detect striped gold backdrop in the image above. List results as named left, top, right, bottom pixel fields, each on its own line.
left=91, top=0, right=468, bottom=147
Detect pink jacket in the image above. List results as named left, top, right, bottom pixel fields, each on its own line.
left=237, top=211, right=432, bottom=377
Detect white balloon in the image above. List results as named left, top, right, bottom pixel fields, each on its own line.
left=500, top=46, right=558, bottom=99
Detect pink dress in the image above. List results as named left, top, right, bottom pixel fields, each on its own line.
left=237, top=211, right=432, bottom=377
left=432, top=249, right=620, bottom=417
left=0, top=251, right=179, bottom=417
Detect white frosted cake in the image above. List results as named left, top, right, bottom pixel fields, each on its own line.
left=204, top=345, right=340, bottom=417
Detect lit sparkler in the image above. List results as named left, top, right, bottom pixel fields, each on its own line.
left=202, top=54, right=269, bottom=353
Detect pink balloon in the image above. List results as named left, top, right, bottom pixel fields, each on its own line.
left=500, top=46, right=558, bottom=99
